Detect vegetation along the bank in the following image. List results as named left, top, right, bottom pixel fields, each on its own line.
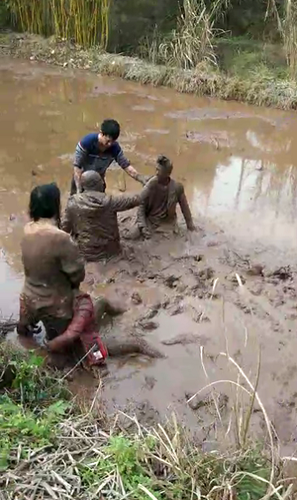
left=1, top=0, right=297, bottom=109
left=0, top=337, right=295, bottom=499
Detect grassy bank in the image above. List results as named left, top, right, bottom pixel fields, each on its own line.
left=0, top=340, right=295, bottom=499
left=1, top=31, right=297, bottom=110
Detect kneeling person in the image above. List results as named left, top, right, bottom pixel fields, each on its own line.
left=136, top=155, right=195, bottom=237
left=62, top=171, right=141, bottom=261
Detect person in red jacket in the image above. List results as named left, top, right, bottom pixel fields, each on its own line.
left=17, top=183, right=117, bottom=367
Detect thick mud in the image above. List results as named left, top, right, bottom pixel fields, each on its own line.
left=1, top=58, right=297, bottom=455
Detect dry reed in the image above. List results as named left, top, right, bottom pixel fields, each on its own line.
left=266, top=0, right=297, bottom=77
left=1, top=403, right=293, bottom=499
left=155, top=0, right=230, bottom=69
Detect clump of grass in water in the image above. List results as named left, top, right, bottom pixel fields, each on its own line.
left=6, top=0, right=110, bottom=48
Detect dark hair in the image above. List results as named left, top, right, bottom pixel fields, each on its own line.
left=101, top=119, right=120, bottom=140
left=29, top=183, right=61, bottom=225
left=157, top=155, right=173, bottom=174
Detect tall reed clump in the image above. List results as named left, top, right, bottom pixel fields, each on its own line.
left=154, top=0, right=230, bottom=69
left=6, top=0, right=111, bottom=48
left=266, top=0, right=297, bottom=77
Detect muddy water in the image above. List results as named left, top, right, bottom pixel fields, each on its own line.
left=1, top=58, right=297, bottom=454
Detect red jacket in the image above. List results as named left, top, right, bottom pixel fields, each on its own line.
left=48, top=293, right=107, bottom=366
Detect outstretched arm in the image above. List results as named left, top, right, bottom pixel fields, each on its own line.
left=111, top=193, right=141, bottom=212
left=178, top=186, right=195, bottom=231
left=115, top=147, right=149, bottom=186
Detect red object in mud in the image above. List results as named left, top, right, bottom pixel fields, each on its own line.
left=48, top=293, right=108, bottom=366
left=80, top=329, right=108, bottom=366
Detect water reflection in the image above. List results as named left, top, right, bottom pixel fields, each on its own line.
left=1, top=58, right=297, bottom=285
left=193, top=156, right=297, bottom=247
left=0, top=252, right=22, bottom=318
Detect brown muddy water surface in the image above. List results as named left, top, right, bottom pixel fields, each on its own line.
left=1, top=58, right=297, bottom=454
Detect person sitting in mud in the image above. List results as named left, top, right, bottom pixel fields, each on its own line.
left=133, top=155, right=195, bottom=238
left=71, top=118, right=149, bottom=195
left=62, top=170, right=143, bottom=261
left=17, top=183, right=163, bottom=364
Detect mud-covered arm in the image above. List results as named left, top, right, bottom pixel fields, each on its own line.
left=110, top=193, right=141, bottom=212
left=61, top=200, right=74, bottom=234
left=178, top=185, right=195, bottom=230
left=73, top=140, right=88, bottom=192
left=115, top=146, right=148, bottom=186
left=59, top=234, right=85, bottom=288
left=136, top=182, right=152, bottom=232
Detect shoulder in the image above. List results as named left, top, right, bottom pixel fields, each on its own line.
left=145, top=176, right=158, bottom=189
left=79, top=133, right=98, bottom=150
left=55, top=226, right=73, bottom=242
left=172, top=180, right=184, bottom=196
left=109, top=141, right=122, bottom=156
left=56, top=228, right=79, bottom=252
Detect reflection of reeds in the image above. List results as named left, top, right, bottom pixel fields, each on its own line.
left=6, top=0, right=110, bottom=48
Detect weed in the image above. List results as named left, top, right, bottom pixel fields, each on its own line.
left=0, top=343, right=69, bottom=408
left=155, top=0, right=230, bottom=69
left=0, top=340, right=294, bottom=498
left=266, top=0, right=297, bottom=77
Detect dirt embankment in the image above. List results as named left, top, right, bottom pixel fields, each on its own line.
left=1, top=31, right=297, bottom=110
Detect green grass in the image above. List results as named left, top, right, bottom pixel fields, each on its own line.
left=0, top=341, right=293, bottom=499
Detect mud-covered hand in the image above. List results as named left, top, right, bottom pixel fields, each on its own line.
left=187, top=222, right=196, bottom=231
left=140, top=226, right=151, bottom=239
left=136, top=174, right=152, bottom=186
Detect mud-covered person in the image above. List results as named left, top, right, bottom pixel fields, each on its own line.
left=63, top=170, right=144, bottom=261
left=71, top=118, right=148, bottom=194
left=16, top=183, right=121, bottom=356
left=17, top=183, right=85, bottom=343
left=130, top=155, right=195, bottom=239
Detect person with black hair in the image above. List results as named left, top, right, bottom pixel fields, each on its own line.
left=17, top=183, right=86, bottom=340
left=135, top=155, right=195, bottom=238
left=71, top=118, right=148, bottom=194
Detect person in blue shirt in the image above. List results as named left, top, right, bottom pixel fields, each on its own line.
left=71, top=118, right=148, bottom=194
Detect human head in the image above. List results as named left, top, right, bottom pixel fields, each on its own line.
left=155, top=155, right=173, bottom=182
left=29, top=183, right=61, bottom=225
left=99, top=119, right=120, bottom=149
left=81, top=171, right=104, bottom=192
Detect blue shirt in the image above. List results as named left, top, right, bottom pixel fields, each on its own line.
left=74, top=133, right=130, bottom=178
